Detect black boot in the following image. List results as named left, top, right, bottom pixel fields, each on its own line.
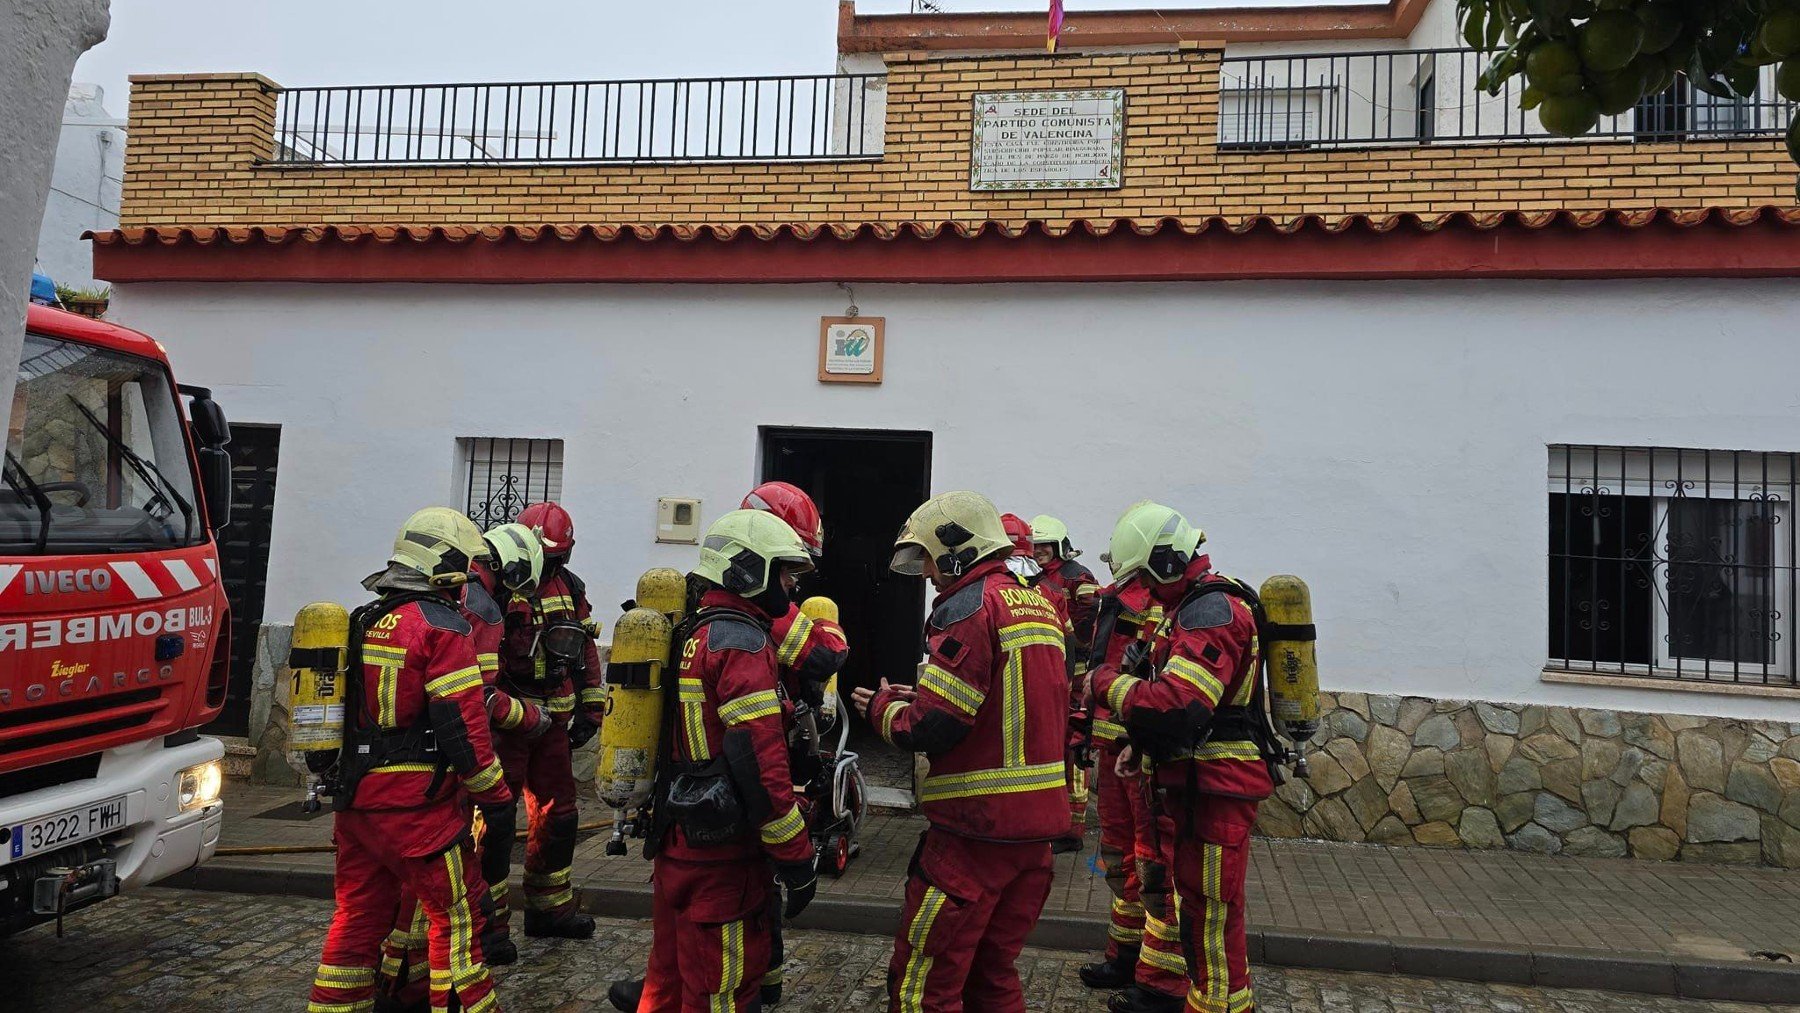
left=1051, top=835, right=1084, bottom=855
left=482, top=933, right=518, bottom=967
left=607, top=978, right=643, bottom=1012
left=1079, top=947, right=1140, bottom=989
left=373, top=995, right=430, bottom=1013
left=760, top=980, right=782, bottom=1006
left=524, top=907, right=596, bottom=939
left=1107, top=984, right=1186, bottom=1013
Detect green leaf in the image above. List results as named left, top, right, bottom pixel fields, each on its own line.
left=1486, top=8, right=1506, bottom=49
left=1465, top=5, right=1488, bottom=49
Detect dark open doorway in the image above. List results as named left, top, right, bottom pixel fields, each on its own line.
left=759, top=427, right=931, bottom=756
left=206, top=423, right=281, bottom=737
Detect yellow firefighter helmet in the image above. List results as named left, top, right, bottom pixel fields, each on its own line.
left=1106, top=502, right=1206, bottom=585
left=890, top=491, right=1010, bottom=578
left=391, top=507, right=487, bottom=588
left=482, top=522, right=544, bottom=593
left=693, top=509, right=814, bottom=596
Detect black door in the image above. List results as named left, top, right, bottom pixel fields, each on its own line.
left=207, top=423, right=281, bottom=736
left=759, top=427, right=932, bottom=713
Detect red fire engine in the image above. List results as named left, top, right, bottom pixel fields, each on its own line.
left=1, top=303, right=234, bottom=935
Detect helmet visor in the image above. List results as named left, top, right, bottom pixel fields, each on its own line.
left=890, top=543, right=927, bottom=576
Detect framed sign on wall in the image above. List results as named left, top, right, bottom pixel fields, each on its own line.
left=971, top=88, right=1126, bottom=191
left=818, top=316, right=885, bottom=384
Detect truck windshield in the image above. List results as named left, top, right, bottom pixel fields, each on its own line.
left=3, top=332, right=203, bottom=554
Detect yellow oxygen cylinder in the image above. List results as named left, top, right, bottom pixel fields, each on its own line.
left=597, top=576, right=676, bottom=855
left=800, top=596, right=841, bottom=722
left=1259, top=575, right=1320, bottom=774
left=285, top=602, right=350, bottom=810
left=636, top=566, right=688, bottom=621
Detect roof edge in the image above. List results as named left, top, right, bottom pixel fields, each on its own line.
left=836, top=0, right=1430, bottom=53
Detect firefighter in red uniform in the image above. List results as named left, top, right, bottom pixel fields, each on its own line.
left=1092, top=503, right=1272, bottom=1013
left=378, top=523, right=554, bottom=1009
left=496, top=501, right=603, bottom=939
left=608, top=484, right=849, bottom=1012
left=610, top=509, right=820, bottom=1013
left=1029, top=515, right=1100, bottom=658
left=308, top=508, right=511, bottom=1013
left=1001, top=513, right=1085, bottom=855
left=853, top=492, right=1070, bottom=1013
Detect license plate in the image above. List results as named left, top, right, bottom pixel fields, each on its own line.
left=8, top=796, right=127, bottom=863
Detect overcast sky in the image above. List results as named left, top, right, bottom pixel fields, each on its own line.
left=75, top=0, right=1364, bottom=113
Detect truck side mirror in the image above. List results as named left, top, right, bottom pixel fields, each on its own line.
left=180, top=385, right=231, bottom=450
left=197, top=445, right=232, bottom=532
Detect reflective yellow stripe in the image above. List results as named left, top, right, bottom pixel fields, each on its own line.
left=546, top=694, right=576, bottom=713
left=313, top=963, right=376, bottom=986
left=426, top=665, right=484, bottom=698
left=364, top=643, right=407, bottom=662
left=367, top=763, right=438, bottom=775
left=1112, top=898, right=1145, bottom=917
left=718, top=689, right=782, bottom=726
left=1091, top=718, right=1127, bottom=742
left=524, top=869, right=571, bottom=887
left=475, top=652, right=500, bottom=675
left=918, top=663, right=984, bottom=716
left=307, top=1003, right=374, bottom=1013
left=1106, top=673, right=1142, bottom=716
left=880, top=699, right=907, bottom=746
left=997, top=620, right=1065, bottom=652
left=1164, top=655, right=1225, bottom=707
left=760, top=803, right=806, bottom=845
left=1001, top=651, right=1026, bottom=768
left=442, top=846, right=482, bottom=987
left=1230, top=643, right=1258, bottom=707
left=898, top=887, right=948, bottom=1013
left=678, top=678, right=707, bottom=703
left=376, top=664, right=399, bottom=728
left=579, top=686, right=606, bottom=706
left=1109, top=923, right=1142, bottom=943
left=539, top=594, right=575, bottom=612
left=466, top=991, right=500, bottom=1013
left=1172, top=740, right=1262, bottom=763
left=919, top=761, right=1064, bottom=802
left=778, top=613, right=813, bottom=667
left=711, top=919, right=745, bottom=1013
left=528, top=886, right=574, bottom=910
left=1144, top=913, right=1179, bottom=942
left=1141, top=944, right=1188, bottom=974
left=679, top=678, right=711, bottom=761
left=497, top=696, right=525, bottom=729
left=1203, top=842, right=1228, bottom=1001
left=465, top=759, right=504, bottom=793
left=1227, top=986, right=1257, bottom=1013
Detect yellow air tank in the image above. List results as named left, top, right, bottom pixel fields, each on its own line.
left=635, top=566, right=688, bottom=621
left=1259, top=575, right=1320, bottom=768
left=286, top=601, right=350, bottom=809
left=800, top=596, right=841, bottom=721
left=598, top=571, right=677, bottom=854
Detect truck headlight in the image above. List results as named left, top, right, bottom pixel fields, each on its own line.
left=178, top=760, right=223, bottom=812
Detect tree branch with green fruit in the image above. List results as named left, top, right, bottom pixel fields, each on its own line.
left=1460, top=0, right=1800, bottom=160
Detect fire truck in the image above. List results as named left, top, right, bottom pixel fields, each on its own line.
left=0, top=303, right=233, bottom=935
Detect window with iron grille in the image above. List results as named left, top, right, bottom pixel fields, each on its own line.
left=459, top=438, right=563, bottom=531
left=1548, top=445, right=1796, bottom=685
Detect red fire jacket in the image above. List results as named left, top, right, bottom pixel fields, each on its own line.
left=500, top=568, right=605, bottom=716
left=464, top=568, right=548, bottom=738
left=869, top=559, right=1070, bottom=842
left=663, top=589, right=815, bottom=866
left=1036, top=558, right=1100, bottom=664
left=350, top=595, right=511, bottom=856
left=1094, top=557, right=1274, bottom=801
left=1087, top=578, right=1158, bottom=753
left=769, top=605, right=850, bottom=703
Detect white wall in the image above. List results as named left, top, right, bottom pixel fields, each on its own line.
left=108, top=277, right=1800, bottom=723
left=37, top=83, right=124, bottom=289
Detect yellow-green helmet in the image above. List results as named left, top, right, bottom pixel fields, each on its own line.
left=1027, top=514, right=1080, bottom=559
left=694, top=509, right=814, bottom=597
left=391, top=507, right=487, bottom=588
left=482, top=522, right=545, bottom=593
left=891, top=491, right=1011, bottom=578
left=1106, top=502, right=1206, bottom=584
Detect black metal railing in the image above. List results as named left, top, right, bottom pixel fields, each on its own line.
left=1220, top=48, right=1794, bottom=150
left=271, top=74, right=886, bottom=166
left=1549, top=445, right=1798, bottom=687
left=462, top=438, right=562, bottom=531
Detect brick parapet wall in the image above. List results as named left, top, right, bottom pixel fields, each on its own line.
left=119, top=50, right=1795, bottom=230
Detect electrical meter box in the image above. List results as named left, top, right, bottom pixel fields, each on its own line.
left=657, top=497, right=701, bottom=544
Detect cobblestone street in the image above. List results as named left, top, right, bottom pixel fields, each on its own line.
left=3, top=889, right=1794, bottom=1013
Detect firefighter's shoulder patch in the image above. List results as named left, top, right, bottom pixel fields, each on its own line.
left=1177, top=590, right=1234, bottom=631
left=705, top=617, right=770, bottom=653
left=463, top=581, right=503, bottom=626
left=928, top=581, right=984, bottom=630
left=416, top=598, right=473, bottom=636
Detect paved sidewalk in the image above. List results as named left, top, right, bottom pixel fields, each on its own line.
left=178, top=782, right=1800, bottom=1002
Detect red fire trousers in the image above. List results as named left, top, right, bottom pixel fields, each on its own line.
left=1165, top=794, right=1258, bottom=1013
left=308, top=811, right=499, bottom=1013
left=379, top=808, right=510, bottom=1006
left=493, top=717, right=580, bottom=925
left=886, top=829, right=1054, bottom=1013
left=1095, top=744, right=1144, bottom=962
left=1132, top=778, right=1189, bottom=999
left=638, top=855, right=774, bottom=1013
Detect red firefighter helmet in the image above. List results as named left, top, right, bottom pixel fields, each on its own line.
left=741, top=481, right=824, bottom=558
left=1000, top=512, right=1034, bottom=557
left=517, top=501, right=576, bottom=559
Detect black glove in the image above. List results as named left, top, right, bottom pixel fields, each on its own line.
left=1120, top=639, right=1150, bottom=677
left=777, top=859, right=818, bottom=920
left=523, top=702, right=554, bottom=741
left=568, top=710, right=601, bottom=749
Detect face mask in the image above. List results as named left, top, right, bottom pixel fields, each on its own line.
left=1006, top=555, right=1042, bottom=579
